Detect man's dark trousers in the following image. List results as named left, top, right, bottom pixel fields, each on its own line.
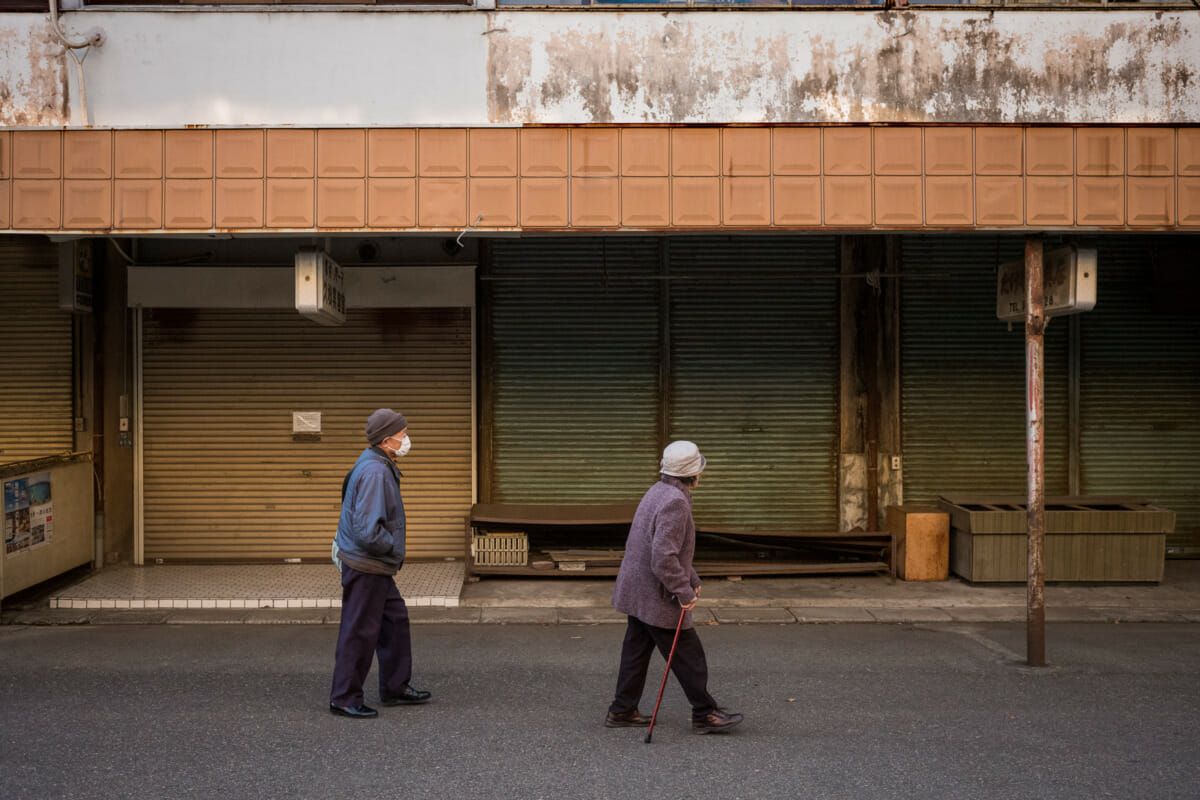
left=330, top=565, right=412, bottom=707
left=610, top=614, right=717, bottom=721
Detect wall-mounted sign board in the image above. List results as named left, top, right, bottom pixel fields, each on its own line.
left=997, top=246, right=1097, bottom=323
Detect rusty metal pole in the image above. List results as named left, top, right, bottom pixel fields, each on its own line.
left=1025, top=235, right=1047, bottom=668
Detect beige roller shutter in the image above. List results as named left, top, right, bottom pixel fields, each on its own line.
left=140, top=307, right=472, bottom=561
left=0, top=238, right=74, bottom=465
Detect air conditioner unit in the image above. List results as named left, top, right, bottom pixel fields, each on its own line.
left=295, top=247, right=345, bottom=326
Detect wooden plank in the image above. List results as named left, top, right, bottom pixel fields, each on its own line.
left=697, top=526, right=890, bottom=540
left=543, top=549, right=625, bottom=561
left=470, top=503, right=638, bottom=527
left=470, top=560, right=890, bottom=578
left=942, top=494, right=1150, bottom=507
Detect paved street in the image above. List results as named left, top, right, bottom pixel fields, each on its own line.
left=2, top=622, right=1198, bottom=800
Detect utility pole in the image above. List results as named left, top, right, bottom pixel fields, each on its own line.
left=1025, top=235, right=1046, bottom=667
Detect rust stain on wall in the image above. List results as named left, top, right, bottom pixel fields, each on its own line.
left=486, top=15, right=532, bottom=126
left=0, top=21, right=68, bottom=126
left=486, top=13, right=1199, bottom=124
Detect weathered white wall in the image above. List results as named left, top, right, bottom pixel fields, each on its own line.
left=2, top=9, right=1197, bottom=127
left=2, top=11, right=491, bottom=126
left=0, top=16, right=68, bottom=125
left=488, top=11, right=1200, bottom=124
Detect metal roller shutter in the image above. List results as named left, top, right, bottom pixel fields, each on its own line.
left=0, top=238, right=74, bottom=465
left=484, top=235, right=840, bottom=532
left=666, top=236, right=839, bottom=531
left=141, top=307, right=472, bottom=561
left=483, top=238, right=662, bottom=503
left=900, top=234, right=1070, bottom=505
left=1079, top=236, right=1200, bottom=553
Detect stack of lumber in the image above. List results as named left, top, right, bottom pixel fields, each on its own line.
left=543, top=549, right=625, bottom=572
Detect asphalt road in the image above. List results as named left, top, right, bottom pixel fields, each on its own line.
left=2, top=622, right=1198, bottom=800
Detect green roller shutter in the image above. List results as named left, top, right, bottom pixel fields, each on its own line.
left=483, top=238, right=662, bottom=504
left=666, top=236, right=839, bottom=531
left=483, top=235, right=840, bottom=531
left=901, top=234, right=1070, bottom=505
left=1079, top=236, right=1200, bottom=554
left=0, top=238, right=74, bottom=465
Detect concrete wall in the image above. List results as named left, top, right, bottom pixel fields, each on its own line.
left=0, top=456, right=93, bottom=599
left=1, top=10, right=1197, bottom=128
left=0, top=16, right=68, bottom=125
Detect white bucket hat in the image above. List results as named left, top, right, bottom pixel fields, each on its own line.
left=660, top=440, right=706, bottom=478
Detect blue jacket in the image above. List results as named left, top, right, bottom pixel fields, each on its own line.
left=334, top=446, right=406, bottom=575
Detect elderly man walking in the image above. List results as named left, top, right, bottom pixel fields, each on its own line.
left=329, top=408, right=431, bottom=719
left=606, top=441, right=743, bottom=735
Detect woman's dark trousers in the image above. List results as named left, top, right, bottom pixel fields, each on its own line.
left=609, top=614, right=717, bottom=721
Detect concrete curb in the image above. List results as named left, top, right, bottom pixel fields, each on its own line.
left=5, top=605, right=1199, bottom=626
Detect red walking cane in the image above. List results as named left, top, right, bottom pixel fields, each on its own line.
left=644, top=605, right=687, bottom=744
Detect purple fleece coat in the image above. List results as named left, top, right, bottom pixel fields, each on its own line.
left=612, top=476, right=703, bottom=630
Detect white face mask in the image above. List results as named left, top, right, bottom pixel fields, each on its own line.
left=384, top=434, right=411, bottom=459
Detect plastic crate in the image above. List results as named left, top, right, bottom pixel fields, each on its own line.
left=471, top=532, right=529, bottom=567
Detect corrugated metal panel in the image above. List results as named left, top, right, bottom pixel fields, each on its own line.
left=900, top=234, right=1070, bottom=505
left=1079, top=236, right=1200, bottom=553
left=667, top=236, right=839, bottom=531
left=484, top=238, right=662, bottom=503
left=0, top=238, right=74, bottom=465
left=141, top=307, right=472, bottom=560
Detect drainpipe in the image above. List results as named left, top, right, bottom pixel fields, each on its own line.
left=94, top=511, right=104, bottom=569
left=47, top=0, right=105, bottom=126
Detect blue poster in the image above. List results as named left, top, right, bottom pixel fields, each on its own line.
left=4, top=473, right=51, bottom=557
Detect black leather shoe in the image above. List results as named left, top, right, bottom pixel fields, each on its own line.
left=605, top=709, right=651, bottom=728
left=692, top=707, right=743, bottom=734
left=380, top=684, right=431, bottom=705
left=329, top=703, right=378, bottom=719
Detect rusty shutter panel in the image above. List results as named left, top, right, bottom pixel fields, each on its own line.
left=482, top=238, right=662, bottom=504
left=140, top=307, right=471, bottom=561
left=0, top=238, right=74, bottom=465
left=1079, top=236, right=1200, bottom=555
left=666, top=235, right=840, bottom=532
left=900, top=234, right=1071, bottom=505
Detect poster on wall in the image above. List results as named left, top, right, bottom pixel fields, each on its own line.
left=4, top=473, right=52, bottom=557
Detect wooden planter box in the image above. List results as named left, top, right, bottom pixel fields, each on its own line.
left=938, top=496, right=1173, bottom=583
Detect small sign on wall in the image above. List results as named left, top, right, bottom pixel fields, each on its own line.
left=58, top=241, right=93, bottom=313
left=292, top=411, right=322, bottom=438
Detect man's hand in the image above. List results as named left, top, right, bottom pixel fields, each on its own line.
left=680, top=596, right=697, bottom=611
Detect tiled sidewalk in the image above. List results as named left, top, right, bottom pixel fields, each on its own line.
left=47, top=561, right=464, bottom=610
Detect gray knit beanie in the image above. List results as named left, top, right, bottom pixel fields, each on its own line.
left=365, top=408, right=408, bottom=445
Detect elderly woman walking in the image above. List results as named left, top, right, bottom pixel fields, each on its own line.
left=605, top=441, right=743, bottom=735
